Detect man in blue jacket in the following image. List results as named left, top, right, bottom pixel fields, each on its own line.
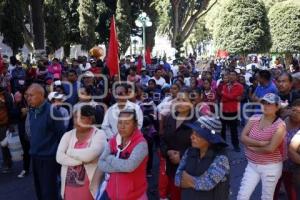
left=26, top=83, right=66, bottom=200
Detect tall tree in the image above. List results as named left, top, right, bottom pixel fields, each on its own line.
left=62, top=0, right=81, bottom=56
left=78, top=0, right=96, bottom=50
left=185, top=19, right=211, bottom=56
left=31, top=0, right=45, bottom=51
left=0, top=0, right=26, bottom=54
left=115, top=0, right=132, bottom=54
left=155, top=0, right=216, bottom=49
left=44, top=0, right=65, bottom=54
left=143, top=0, right=159, bottom=50
left=213, top=0, right=271, bottom=55
left=268, top=0, right=300, bottom=64
left=94, top=0, right=117, bottom=45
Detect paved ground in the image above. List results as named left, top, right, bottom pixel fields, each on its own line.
left=0, top=131, right=287, bottom=200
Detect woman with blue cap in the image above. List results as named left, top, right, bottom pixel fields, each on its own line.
left=175, top=115, right=230, bottom=200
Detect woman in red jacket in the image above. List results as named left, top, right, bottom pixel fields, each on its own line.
left=93, top=109, right=149, bottom=200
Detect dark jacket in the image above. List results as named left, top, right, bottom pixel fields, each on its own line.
left=29, top=101, right=66, bottom=157
left=160, top=113, right=196, bottom=177
left=181, top=148, right=229, bottom=200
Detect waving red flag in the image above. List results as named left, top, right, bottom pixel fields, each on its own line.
left=107, top=16, right=119, bottom=77
left=145, top=47, right=152, bottom=65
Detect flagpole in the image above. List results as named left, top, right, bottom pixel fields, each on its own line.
left=114, top=15, right=121, bottom=81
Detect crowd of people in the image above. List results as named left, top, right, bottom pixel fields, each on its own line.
left=0, top=53, right=300, bottom=200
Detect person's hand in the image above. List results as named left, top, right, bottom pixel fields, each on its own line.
left=247, top=146, right=257, bottom=152
left=259, top=140, right=270, bottom=147
left=181, top=171, right=195, bottom=188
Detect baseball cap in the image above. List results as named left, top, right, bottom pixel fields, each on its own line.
left=48, top=92, right=64, bottom=101
left=83, top=71, right=95, bottom=78
left=260, top=93, right=281, bottom=105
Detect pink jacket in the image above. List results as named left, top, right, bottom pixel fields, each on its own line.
left=48, top=63, right=62, bottom=79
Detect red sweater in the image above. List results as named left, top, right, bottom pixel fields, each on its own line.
left=106, top=130, right=148, bottom=200
left=221, top=81, right=244, bottom=113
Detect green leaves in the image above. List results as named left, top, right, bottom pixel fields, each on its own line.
left=78, top=0, right=96, bottom=50
left=44, top=0, right=66, bottom=53
left=213, top=0, right=271, bottom=54
left=0, top=0, right=26, bottom=54
left=268, top=0, right=300, bottom=53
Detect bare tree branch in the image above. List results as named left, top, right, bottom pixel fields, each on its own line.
left=196, top=0, right=218, bottom=20
left=182, top=0, right=217, bottom=42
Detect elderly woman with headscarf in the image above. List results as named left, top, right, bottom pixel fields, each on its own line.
left=175, top=116, right=230, bottom=200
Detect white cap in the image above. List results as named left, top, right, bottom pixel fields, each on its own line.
left=83, top=71, right=95, bottom=78
left=159, top=61, right=164, bottom=65
left=54, top=80, right=62, bottom=86
left=48, top=92, right=64, bottom=101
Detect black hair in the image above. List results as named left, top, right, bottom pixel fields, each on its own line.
left=206, top=71, right=213, bottom=76
left=192, top=87, right=203, bottom=95
left=129, top=66, right=137, bottom=72
left=179, top=87, right=193, bottom=95
left=81, top=86, right=93, bottom=96
left=155, top=68, right=162, bottom=73
left=115, top=83, right=129, bottom=93
left=229, top=70, right=238, bottom=75
left=96, top=59, right=104, bottom=68
left=148, top=79, right=156, bottom=85
left=174, top=79, right=184, bottom=87
left=77, top=105, right=96, bottom=124
left=291, top=99, right=300, bottom=107
left=10, top=56, right=17, bottom=65
left=119, top=109, right=138, bottom=123
left=172, top=82, right=182, bottom=90
left=54, top=85, right=66, bottom=93
left=68, top=69, right=77, bottom=76
left=80, top=105, right=96, bottom=117
left=279, top=72, right=293, bottom=82
left=258, top=70, right=272, bottom=81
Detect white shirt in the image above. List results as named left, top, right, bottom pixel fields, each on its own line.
left=8, top=64, right=16, bottom=75
left=151, top=76, right=166, bottom=87
left=101, top=100, right=143, bottom=140
left=157, top=96, right=174, bottom=116
left=171, top=64, right=178, bottom=77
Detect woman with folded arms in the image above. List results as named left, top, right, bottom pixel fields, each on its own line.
left=94, top=109, right=149, bottom=200
left=56, top=105, right=107, bottom=200
left=238, top=93, right=286, bottom=200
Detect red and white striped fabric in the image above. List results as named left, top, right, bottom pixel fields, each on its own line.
left=245, top=115, right=286, bottom=164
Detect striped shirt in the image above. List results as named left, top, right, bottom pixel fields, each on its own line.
left=245, top=114, right=286, bottom=164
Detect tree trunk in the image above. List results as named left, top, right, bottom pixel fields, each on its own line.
left=285, top=52, right=293, bottom=69
left=171, top=1, right=180, bottom=47
left=31, top=0, right=45, bottom=50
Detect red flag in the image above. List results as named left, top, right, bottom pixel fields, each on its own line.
left=145, top=47, right=152, bottom=65
left=137, top=55, right=143, bottom=74
left=107, top=16, right=119, bottom=77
